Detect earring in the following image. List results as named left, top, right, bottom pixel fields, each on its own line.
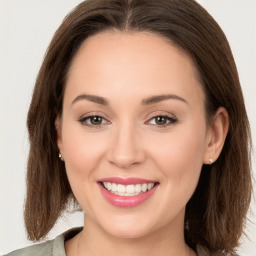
left=59, top=153, right=64, bottom=161
left=209, top=158, right=214, bottom=164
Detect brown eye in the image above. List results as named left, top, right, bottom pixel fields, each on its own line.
left=147, top=115, right=177, bottom=127
left=155, top=116, right=168, bottom=125
left=79, top=115, right=108, bottom=127
left=90, top=116, right=103, bottom=125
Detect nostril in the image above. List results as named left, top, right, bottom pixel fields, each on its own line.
left=106, top=132, right=146, bottom=168
left=107, top=148, right=146, bottom=169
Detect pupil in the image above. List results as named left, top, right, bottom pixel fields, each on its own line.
left=91, top=116, right=102, bottom=125
left=156, top=116, right=166, bottom=125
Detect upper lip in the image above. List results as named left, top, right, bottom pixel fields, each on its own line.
left=98, top=177, right=158, bottom=185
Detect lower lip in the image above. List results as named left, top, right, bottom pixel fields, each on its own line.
left=98, top=183, right=158, bottom=208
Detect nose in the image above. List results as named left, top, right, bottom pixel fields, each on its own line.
left=107, top=123, right=146, bottom=169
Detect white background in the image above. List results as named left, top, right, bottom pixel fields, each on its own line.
left=0, top=0, right=255, bottom=255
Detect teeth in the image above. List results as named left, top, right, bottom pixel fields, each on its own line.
left=134, top=184, right=140, bottom=193
left=126, top=184, right=134, bottom=193
left=148, top=183, right=154, bottom=190
left=142, top=183, right=147, bottom=192
left=107, top=182, right=111, bottom=191
left=117, top=184, right=125, bottom=193
left=112, top=183, right=117, bottom=192
left=102, top=182, right=156, bottom=196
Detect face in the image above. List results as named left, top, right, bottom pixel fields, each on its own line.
left=57, top=31, right=212, bottom=239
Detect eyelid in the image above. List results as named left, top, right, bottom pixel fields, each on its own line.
left=145, top=111, right=178, bottom=127
left=146, top=111, right=177, bottom=120
left=78, top=111, right=109, bottom=120
left=77, top=111, right=177, bottom=128
left=78, top=112, right=111, bottom=128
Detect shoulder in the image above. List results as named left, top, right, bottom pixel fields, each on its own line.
left=196, top=244, right=211, bottom=256
left=4, top=227, right=83, bottom=256
left=4, top=234, right=65, bottom=256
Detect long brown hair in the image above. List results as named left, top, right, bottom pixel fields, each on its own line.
left=25, top=0, right=252, bottom=254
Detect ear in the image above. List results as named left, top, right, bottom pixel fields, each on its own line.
left=203, top=107, right=229, bottom=164
left=55, top=116, right=63, bottom=157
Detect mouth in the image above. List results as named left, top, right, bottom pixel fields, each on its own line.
left=100, top=181, right=157, bottom=196
left=98, top=177, right=159, bottom=207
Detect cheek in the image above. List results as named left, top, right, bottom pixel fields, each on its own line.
left=60, top=122, right=109, bottom=203
left=61, top=124, right=108, bottom=211
left=152, top=127, right=206, bottom=165
left=148, top=122, right=207, bottom=193
left=62, top=125, right=106, bottom=173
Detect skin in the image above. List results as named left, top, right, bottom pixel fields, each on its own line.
left=56, top=30, right=229, bottom=256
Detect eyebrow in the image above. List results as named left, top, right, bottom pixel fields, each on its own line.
left=72, top=94, right=108, bottom=105
left=71, top=93, right=187, bottom=106
left=141, top=94, right=188, bottom=105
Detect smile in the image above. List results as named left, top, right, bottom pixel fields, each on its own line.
left=98, top=177, right=159, bottom=207
left=102, top=182, right=155, bottom=196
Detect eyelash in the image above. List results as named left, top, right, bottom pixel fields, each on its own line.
left=78, top=114, right=177, bottom=128
left=79, top=115, right=109, bottom=128
left=146, top=114, right=178, bottom=127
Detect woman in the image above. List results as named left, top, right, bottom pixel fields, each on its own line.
left=6, top=0, right=252, bottom=255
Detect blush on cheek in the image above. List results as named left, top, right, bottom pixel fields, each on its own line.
left=152, top=131, right=204, bottom=194
left=63, top=128, right=106, bottom=169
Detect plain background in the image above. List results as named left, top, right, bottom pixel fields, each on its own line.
left=0, top=0, right=255, bottom=255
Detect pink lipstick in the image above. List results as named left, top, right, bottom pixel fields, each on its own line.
left=98, top=177, right=159, bottom=208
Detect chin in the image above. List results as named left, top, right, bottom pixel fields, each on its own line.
left=104, top=224, right=153, bottom=239
left=95, top=213, right=159, bottom=239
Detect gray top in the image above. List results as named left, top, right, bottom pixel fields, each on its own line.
left=4, top=233, right=66, bottom=256
left=5, top=228, right=209, bottom=256
left=4, top=235, right=65, bottom=256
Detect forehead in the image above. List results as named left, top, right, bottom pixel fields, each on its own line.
left=64, top=30, right=204, bottom=107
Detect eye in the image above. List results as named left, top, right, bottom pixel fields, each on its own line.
left=79, top=115, right=108, bottom=127
left=147, top=115, right=177, bottom=127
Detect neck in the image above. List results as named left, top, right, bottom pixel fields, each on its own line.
left=65, top=213, right=195, bottom=256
